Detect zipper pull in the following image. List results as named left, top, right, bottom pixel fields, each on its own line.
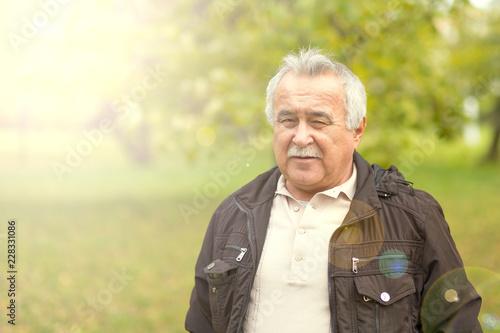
left=236, top=248, right=247, bottom=262
left=352, top=257, right=359, bottom=273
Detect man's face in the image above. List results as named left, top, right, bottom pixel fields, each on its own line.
left=272, top=72, right=366, bottom=200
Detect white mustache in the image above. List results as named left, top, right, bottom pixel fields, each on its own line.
left=287, top=145, right=321, bottom=158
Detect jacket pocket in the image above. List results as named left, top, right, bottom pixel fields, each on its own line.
left=354, top=274, right=416, bottom=332
left=204, top=259, right=239, bottom=333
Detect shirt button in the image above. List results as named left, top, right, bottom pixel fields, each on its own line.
left=293, top=206, right=300, bottom=212
left=298, top=229, right=305, bottom=234
left=295, top=256, right=302, bottom=262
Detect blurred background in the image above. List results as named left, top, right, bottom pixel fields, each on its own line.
left=0, top=0, right=499, bottom=331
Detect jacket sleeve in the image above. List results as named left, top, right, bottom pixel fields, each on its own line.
left=419, top=201, right=482, bottom=332
left=185, top=213, right=217, bottom=333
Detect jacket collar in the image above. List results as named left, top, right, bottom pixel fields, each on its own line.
left=233, top=165, right=281, bottom=209
left=344, top=151, right=383, bottom=224
left=234, top=151, right=383, bottom=215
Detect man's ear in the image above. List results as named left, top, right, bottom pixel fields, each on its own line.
left=353, top=117, right=366, bottom=150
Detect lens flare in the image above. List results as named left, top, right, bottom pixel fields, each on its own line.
left=444, top=289, right=459, bottom=303
left=378, top=249, right=408, bottom=279
left=482, top=313, right=500, bottom=330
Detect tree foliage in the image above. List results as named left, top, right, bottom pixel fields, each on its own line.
left=4, top=1, right=496, bottom=165
left=142, top=0, right=498, bottom=165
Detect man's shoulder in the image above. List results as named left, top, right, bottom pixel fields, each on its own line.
left=376, top=164, right=440, bottom=220
left=215, top=165, right=281, bottom=212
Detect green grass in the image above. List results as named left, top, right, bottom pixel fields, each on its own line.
left=0, top=137, right=499, bottom=332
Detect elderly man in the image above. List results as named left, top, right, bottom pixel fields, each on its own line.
left=185, top=49, right=482, bottom=332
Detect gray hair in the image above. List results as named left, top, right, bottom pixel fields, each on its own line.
left=265, top=48, right=367, bottom=130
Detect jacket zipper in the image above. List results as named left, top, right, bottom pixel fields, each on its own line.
left=225, top=245, right=248, bottom=262
left=363, top=293, right=380, bottom=333
left=328, top=209, right=379, bottom=333
left=234, top=197, right=256, bottom=333
left=351, top=254, right=408, bottom=273
left=352, top=257, right=360, bottom=273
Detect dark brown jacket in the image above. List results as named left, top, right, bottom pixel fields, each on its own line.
left=186, top=152, right=482, bottom=332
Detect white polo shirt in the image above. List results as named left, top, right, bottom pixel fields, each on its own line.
left=243, top=165, right=357, bottom=333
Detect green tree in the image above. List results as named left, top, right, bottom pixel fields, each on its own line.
left=444, top=0, right=500, bottom=162
left=133, top=0, right=499, bottom=165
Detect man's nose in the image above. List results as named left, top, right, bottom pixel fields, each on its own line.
left=292, top=122, right=314, bottom=147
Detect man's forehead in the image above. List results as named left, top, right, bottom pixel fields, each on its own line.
left=274, top=73, right=344, bottom=109
left=279, top=71, right=341, bottom=85
left=276, top=109, right=334, bottom=118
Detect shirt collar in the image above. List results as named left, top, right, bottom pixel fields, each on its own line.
left=275, top=164, right=357, bottom=201
left=322, top=164, right=357, bottom=200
